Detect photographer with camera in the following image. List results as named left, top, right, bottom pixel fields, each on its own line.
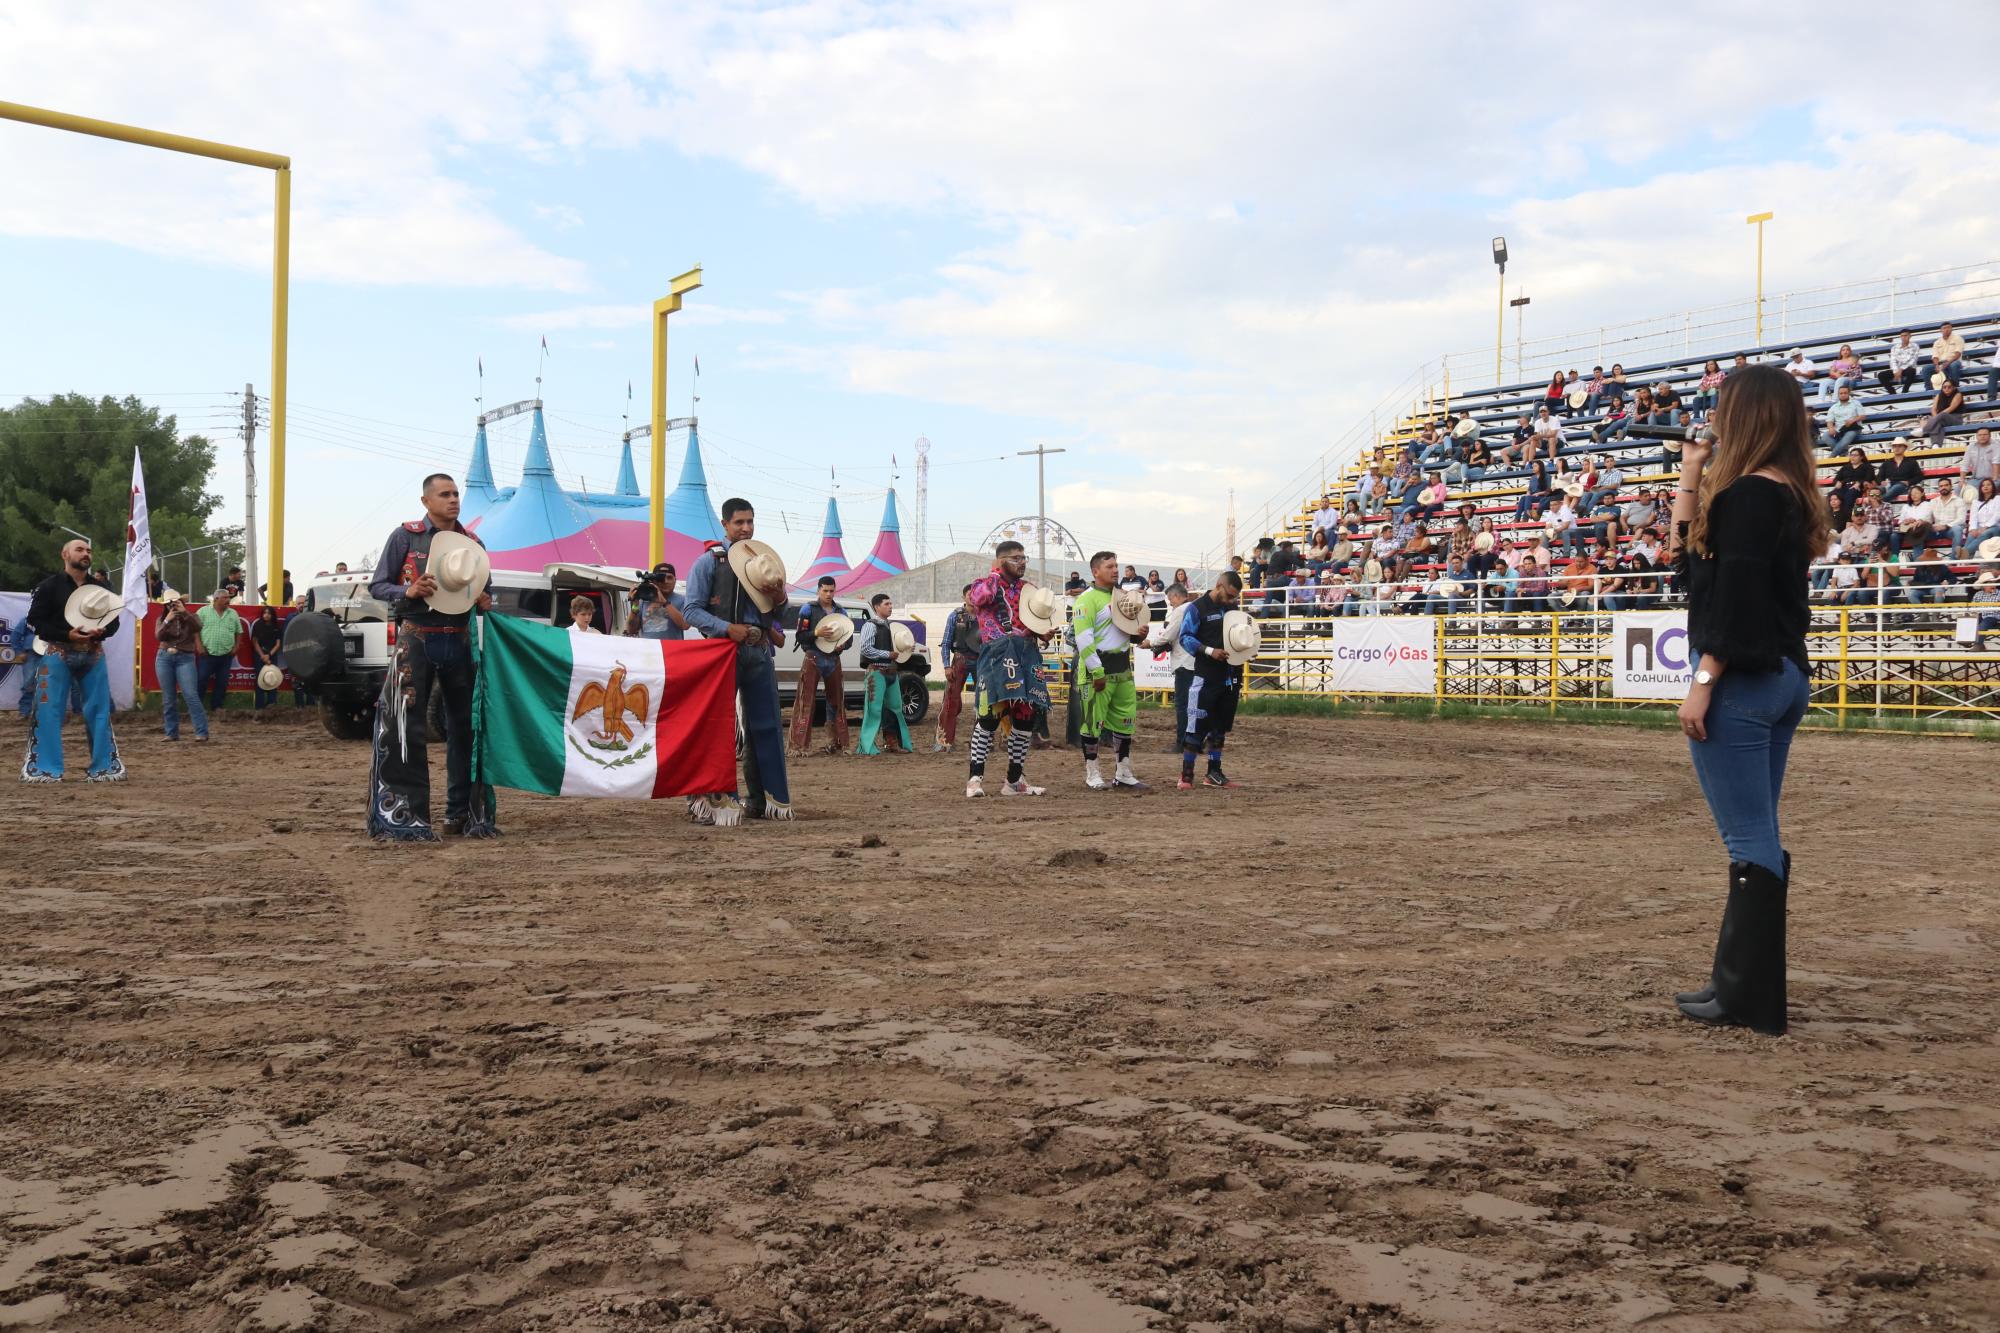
left=625, top=562, right=690, bottom=640
left=1667, top=365, right=1828, bottom=1037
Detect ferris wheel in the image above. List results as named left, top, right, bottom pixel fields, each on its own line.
left=982, top=516, right=1086, bottom=583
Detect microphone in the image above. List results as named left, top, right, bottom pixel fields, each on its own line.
left=1620, top=421, right=1718, bottom=445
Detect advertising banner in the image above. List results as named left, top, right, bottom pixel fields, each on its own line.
left=1328, top=618, right=1436, bottom=694
left=0, top=591, right=136, bottom=712
left=1611, top=611, right=1694, bottom=699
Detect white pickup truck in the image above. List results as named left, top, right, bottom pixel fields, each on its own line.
left=299, top=563, right=637, bottom=740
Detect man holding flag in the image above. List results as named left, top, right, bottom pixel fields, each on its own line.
left=682, top=498, right=794, bottom=825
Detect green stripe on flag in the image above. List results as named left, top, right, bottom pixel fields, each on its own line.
left=474, top=613, right=573, bottom=794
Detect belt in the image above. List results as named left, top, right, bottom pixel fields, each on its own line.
left=401, top=624, right=466, bottom=635
left=1099, top=649, right=1133, bottom=674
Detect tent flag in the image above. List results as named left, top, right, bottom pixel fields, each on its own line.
left=123, top=448, right=152, bottom=619
left=474, top=614, right=736, bottom=800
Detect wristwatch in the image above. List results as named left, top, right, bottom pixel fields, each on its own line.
left=1693, top=669, right=1715, bottom=686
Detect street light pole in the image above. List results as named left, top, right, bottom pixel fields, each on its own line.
left=1491, top=237, right=1509, bottom=383
left=1016, top=444, right=1067, bottom=588
left=1746, top=211, right=1773, bottom=345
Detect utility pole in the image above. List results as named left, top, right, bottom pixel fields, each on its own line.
left=1509, top=293, right=1531, bottom=376
left=242, top=383, right=260, bottom=603
left=1016, top=443, right=1066, bottom=588
left=1226, top=489, right=1237, bottom=569
left=913, top=436, right=930, bottom=566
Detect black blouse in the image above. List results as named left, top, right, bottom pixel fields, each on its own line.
left=1683, top=477, right=1810, bottom=676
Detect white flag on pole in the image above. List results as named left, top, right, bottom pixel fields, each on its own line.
left=123, top=448, right=152, bottom=619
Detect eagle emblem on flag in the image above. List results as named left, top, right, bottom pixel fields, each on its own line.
left=572, top=664, right=651, bottom=751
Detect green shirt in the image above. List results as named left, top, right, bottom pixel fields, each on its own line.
left=1069, top=585, right=1121, bottom=679
left=195, top=604, right=243, bottom=655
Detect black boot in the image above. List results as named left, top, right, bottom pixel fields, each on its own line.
left=1676, top=859, right=1788, bottom=1035
left=1677, top=851, right=1787, bottom=1005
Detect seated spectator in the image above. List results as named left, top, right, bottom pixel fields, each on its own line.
left=1810, top=532, right=1842, bottom=593
left=1369, top=521, right=1406, bottom=581
left=1514, top=457, right=1551, bottom=521
left=1827, top=489, right=1849, bottom=537
left=1819, top=384, right=1865, bottom=453
left=1357, top=465, right=1387, bottom=514
left=1877, top=330, right=1920, bottom=395
left=1400, top=476, right=1447, bottom=522
left=1893, top=484, right=1936, bottom=557
left=1596, top=556, right=1630, bottom=611
left=1857, top=483, right=1896, bottom=545
left=1545, top=491, right=1584, bottom=556
left=1582, top=455, right=1624, bottom=514
left=1617, top=387, right=1657, bottom=441
left=1967, top=477, right=2000, bottom=558
left=1531, top=404, right=1566, bottom=458
left=1817, top=343, right=1864, bottom=401
left=1784, top=347, right=1817, bottom=389
left=1908, top=547, right=1957, bottom=604
left=1577, top=488, right=1622, bottom=554
left=1446, top=517, right=1475, bottom=567
left=1838, top=507, right=1878, bottom=559
left=1349, top=556, right=1384, bottom=616
left=1982, top=339, right=2000, bottom=404
left=1304, top=534, right=1333, bottom=573
left=1542, top=370, right=1567, bottom=411
left=1401, top=517, right=1436, bottom=568
left=1481, top=560, right=1516, bottom=613
left=1690, top=359, right=1725, bottom=416
left=1466, top=519, right=1503, bottom=576
left=1928, top=321, right=1966, bottom=384
left=1414, top=424, right=1451, bottom=467
left=1582, top=365, right=1608, bottom=411
left=1848, top=562, right=1897, bottom=610
left=1919, top=378, right=1966, bottom=447
left=1961, top=426, right=1999, bottom=490
left=1497, top=413, right=1534, bottom=466
left=1607, top=363, right=1630, bottom=396
left=1879, top=438, right=1924, bottom=501
left=1515, top=557, right=1551, bottom=614
left=1463, top=435, right=1494, bottom=477
left=1617, top=486, right=1661, bottom=542
left=1827, top=552, right=1862, bottom=602
left=1727, top=352, right=1751, bottom=376
left=1385, top=446, right=1418, bottom=502
left=1309, top=499, right=1339, bottom=543
left=1931, top=479, right=1971, bottom=557
left=1649, top=382, right=1684, bottom=426
left=1266, top=540, right=1301, bottom=590
left=1590, top=391, right=1630, bottom=444
left=1119, top=563, right=1147, bottom=591
left=1425, top=558, right=1472, bottom=616
left=1315, top=574, right=1347, bottom=615
left=1832, top=445, right=1875, bottom=513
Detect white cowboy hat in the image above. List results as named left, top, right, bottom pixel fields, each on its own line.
left=888, top=621, right=917, bottom=663
left=1473, top=532, right=1496, bottom=553
left=1452, top=417, right=1479, bottom=439
left=256, top=663, right=284, bottom=692
left=158, top=586, right=184, bottom=605
left=1561, top=480, right=1586, bottom=498
left=1434, top=578, right=1463, bottom=598
left=813, top=614, right=855, bottom=653
left=1015, top=582, right=1060, bottom=636
left=725, top=538, right=788, bottom=614
left=1566, top=388, right=1588, bottom=409
left=1977, top=536, right=2000, bottom=561
left=64, top=584, right=121, bottom=633
left=426, top=531, right=491, bottom=615
left=1930, top=371, right=1948, bottom=390
left=1109, top=587, right=1149, bottom=636
left=1557, top=588, right=1581, bottom=608
left=1221, top=608, right=1261, bottom=666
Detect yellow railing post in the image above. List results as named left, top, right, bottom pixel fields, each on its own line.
left=1547, top=612, right=1561, bottom=713
left=1433, top=613, right=1445, bottom=714
left=1836, top=607, right=1850, bottom=730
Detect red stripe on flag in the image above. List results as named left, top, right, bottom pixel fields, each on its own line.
left=651, top=637, right=738, bottom=799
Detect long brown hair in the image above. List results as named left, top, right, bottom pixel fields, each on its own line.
left=1689, top=364, right=1830, bottom=559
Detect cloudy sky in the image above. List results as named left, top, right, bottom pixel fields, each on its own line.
left=5, top=1, right=2000, bottom=583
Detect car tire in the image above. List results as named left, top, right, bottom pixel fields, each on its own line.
left=319, top=699, right=373, bottom=741
left=898, top=672, right=929, bottom=726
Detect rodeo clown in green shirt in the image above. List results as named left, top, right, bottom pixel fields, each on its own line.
left=1065, top=549, right=1150, bottom=790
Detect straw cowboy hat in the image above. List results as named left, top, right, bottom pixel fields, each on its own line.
left=1557, top=588, right=1582, bottom=608
left=256, top=663, right=284, bottom=692
left=1221, top=608, right=1261, bottom=666
left=64, top=584, right=121, bottom=633
left=1015, top=582, right=1060, bottom=636
left=1434, top=578, right=1463, bottom=598
left=725, top=538, right=788, bottom=614
left=888, top=621, right=917, bottom=663
left=425, top=531, right=491, bottom=615
left=1931, top=371, right=1948, bottom=390
left=1566, top=388, right=1588, bottom=409
left=1561, top=479, right=1586, bottom=498
left=812, top=613, right=855, bottom=653
left=1452, top=416, right=1479, bottom=439
left=1109, top=587, right=1149, bottom=635
left=1978, top=536, right=2000, bottom=561
left=1473, top=532, right=1496, bottom=553
left=158, top=586, right=184, bottom=605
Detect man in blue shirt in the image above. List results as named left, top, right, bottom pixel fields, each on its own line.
left=935, top=583, right=980, bottom=752
left=627, top=563, right=690, bottom=640
left=1177, top=571, right=1246, bottom=790
left=855, top=592, right=912, bottom=756
left=682, top=499, right=793, bottom=824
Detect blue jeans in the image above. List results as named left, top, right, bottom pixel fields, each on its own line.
left=156, top=649, right=208, bottom=739
left=24, top=648, right=122, bottom=780
left=15, top=648, right=39, bottom=717
left=733, top=644, right=790, bottom=811
left=197, top=653, right=233, bottom=714
left=1686, top=658, right=1808, bottom=878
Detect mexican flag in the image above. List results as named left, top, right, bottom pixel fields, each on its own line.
left=475, top=615, right=737, bottom=799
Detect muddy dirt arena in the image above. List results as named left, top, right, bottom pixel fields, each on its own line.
left=1, top=708, right=1997, bottom=1332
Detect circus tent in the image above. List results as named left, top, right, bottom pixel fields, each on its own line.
left=792, top=498, right=851, bottom=591
left=832, top=488, right=908, bottom=595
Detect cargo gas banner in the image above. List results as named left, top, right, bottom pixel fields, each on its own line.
left=1328, top=618, right=1436, bottom=694
left=1611, top=611, right=1694, bottom=699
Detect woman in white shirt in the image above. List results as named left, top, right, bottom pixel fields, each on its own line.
left=1965, top=478, right=2000, bottom=558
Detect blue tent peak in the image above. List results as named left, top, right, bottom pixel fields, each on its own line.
left=677, top=424, right=710, bottom=489
left=821, top=496, right=843, bottom=538
left=878, top=487, right=900, bottom=533
left=522, top=407, right=554, bottom=476
left=466, top=423, right=495, bottom=491
left=615, top=439, right=639, bottom=496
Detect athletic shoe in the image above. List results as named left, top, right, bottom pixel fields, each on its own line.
left=999, top=780, right=1046, bottom=796
left=1202, top=771, right=1238, bottom=789
left=1176, top=776, right=1194, bottom=791
left=1084, top=758, right=1106, bottom=790
left=965, top=776, right=986, bottom=798
left=1113, top=759, right=1143, bottom=788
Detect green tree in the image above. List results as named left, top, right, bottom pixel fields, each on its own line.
left=0, top=394, right=233, bottom=590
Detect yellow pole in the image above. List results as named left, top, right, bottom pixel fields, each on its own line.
left=267, top=167, right=289, bottom=606
left=648, top=267, right=704, bottom=568
left=1547, top=612, right=1561, bottom=713
left=1746, top=211, right=1773, bottom=345
left=0, top=101, right=292, bottom=606
left=1836, top=607, right=1850, bottom=730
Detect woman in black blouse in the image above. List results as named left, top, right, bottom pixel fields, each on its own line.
left=250, top=606, right=284, bottom=712
left=1669, top=365, right=1830, bottom=1035
left=1830, top=446, right=1874, bottom=517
